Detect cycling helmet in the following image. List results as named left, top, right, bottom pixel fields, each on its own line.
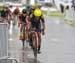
left=22, top=9, right=26, bottom=14
left=26, top=5, right=31, bottom=11
left=31, top=6, right=36, bottom=10
left=34, top=9, right=42, bottom=17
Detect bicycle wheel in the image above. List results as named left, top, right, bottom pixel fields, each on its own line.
left=22, top=40, right=25, bottom=49
left=32, top=33, right=38, bottom=59
left=22, top=24, right=26, bottom=49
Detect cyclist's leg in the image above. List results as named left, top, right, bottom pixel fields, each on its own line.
left=37, top=32, right=41, bottom=53
left=14, top=15, right=18, bottom=25
left=25, top=25, right=29, bottom=41
left=28, top=31, right=33, bottom=46
left=7, top=18, right=10, bottom=24
left=13, top=14, right=16, bottom=26
left=8, top=15, right=11, bottom=25
left=36, top=26, right=42, bottom=53
left=32, top=31, right=37, bottom=47
left=19, top=23, right=23, bottom=40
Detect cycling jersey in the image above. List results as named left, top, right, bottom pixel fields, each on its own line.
left=7, top=8, right=11, bottom=14
left=13, top=9, right=20, bottom=15
left=30, top=15, right=45, bottom=32
left=19, top=14, right=27, bottom=23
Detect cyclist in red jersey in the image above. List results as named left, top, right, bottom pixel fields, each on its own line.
left=12, top=6, right=20, bottom=26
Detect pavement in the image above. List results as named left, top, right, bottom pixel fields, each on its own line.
left=8, top=16, right=75, bottom=63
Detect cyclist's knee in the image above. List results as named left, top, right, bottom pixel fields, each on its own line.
left=38, top=32, right=41, bottom=36
left=38, top=32, right=41, bottom=39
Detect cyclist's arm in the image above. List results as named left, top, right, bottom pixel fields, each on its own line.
left=18, top=14, right=22, bottom=27
left=18, top=14, right=22, bottom=23
left=26, top=15, right=30, bottom=23
left=26, top=16, right=31, bottom=30
left=41, top=15, right=45, bottom=31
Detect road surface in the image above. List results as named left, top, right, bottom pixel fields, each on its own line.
left=8, top=17, right=75, bottom=63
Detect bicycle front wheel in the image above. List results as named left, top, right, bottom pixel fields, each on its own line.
left=32, top=33, right=38, bottom=59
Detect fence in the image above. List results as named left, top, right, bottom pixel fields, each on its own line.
left=0, top=23, right=18, bottom=63
left=0, top=23, right=8, bottom=59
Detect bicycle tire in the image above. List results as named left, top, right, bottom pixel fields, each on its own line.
left=22, top=24, right=26, bottom=49
left=34, top=47, right=37, bottom=59
left=22, top=40, right=25, bottom=49
left=32, top=33, right=38, bottom=59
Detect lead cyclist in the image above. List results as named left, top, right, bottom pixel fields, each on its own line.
left=28, top=8, right=45, bottom=53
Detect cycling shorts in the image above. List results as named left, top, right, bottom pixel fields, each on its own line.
left=30, top=25, right=41, bottom=32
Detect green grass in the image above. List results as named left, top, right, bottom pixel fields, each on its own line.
left=49, top=11, right=65, bottom=18
left=42, top=11, right=65, bottom=18
left=64, top=19, right=75, bottom=26
left=0, top=5, right=3, bottom=10
left=42, top=11, right=47, bottom=15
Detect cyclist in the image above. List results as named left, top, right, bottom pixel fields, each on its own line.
left=0, top=6, right=11, bottom=24
left=25, top=6, right=36, bottom=41
left=6, top=6, right=12, bottom=25
left=25, top=5, right=31, bottom=15
left=28, top=8, right=45, bottom=53
left=18, top=9, right=29, bottom=40
left=13, top=6, right=20, bottom=16
left=0, top=6, right=8, bottom=19
left=12, top=6, right=20, bottom=26
left=29, top=6, right=36, bottom=17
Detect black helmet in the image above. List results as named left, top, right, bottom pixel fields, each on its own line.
left=26, top=5, right=31, bottom=11
left=22, top=9, right=26, bottom=14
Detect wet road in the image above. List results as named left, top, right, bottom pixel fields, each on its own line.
left=8, top=17, right=75, bottom=63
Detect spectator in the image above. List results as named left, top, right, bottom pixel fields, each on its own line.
left=60, top=3, right=64, bottom=13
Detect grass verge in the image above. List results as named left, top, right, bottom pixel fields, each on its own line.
left=42, top=11, right=65, bottom=18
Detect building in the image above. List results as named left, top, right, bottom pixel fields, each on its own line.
left=0, top=0, right=21, bottom=2
left=21, top=0, right=55, bottom=5
left=21, top=0, right=35, bottom=5
left=54, top=0, right=72, bottom=11
left=0, top=0, right=54, bottom=5
left=36, top=0, right=54, bottom=5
